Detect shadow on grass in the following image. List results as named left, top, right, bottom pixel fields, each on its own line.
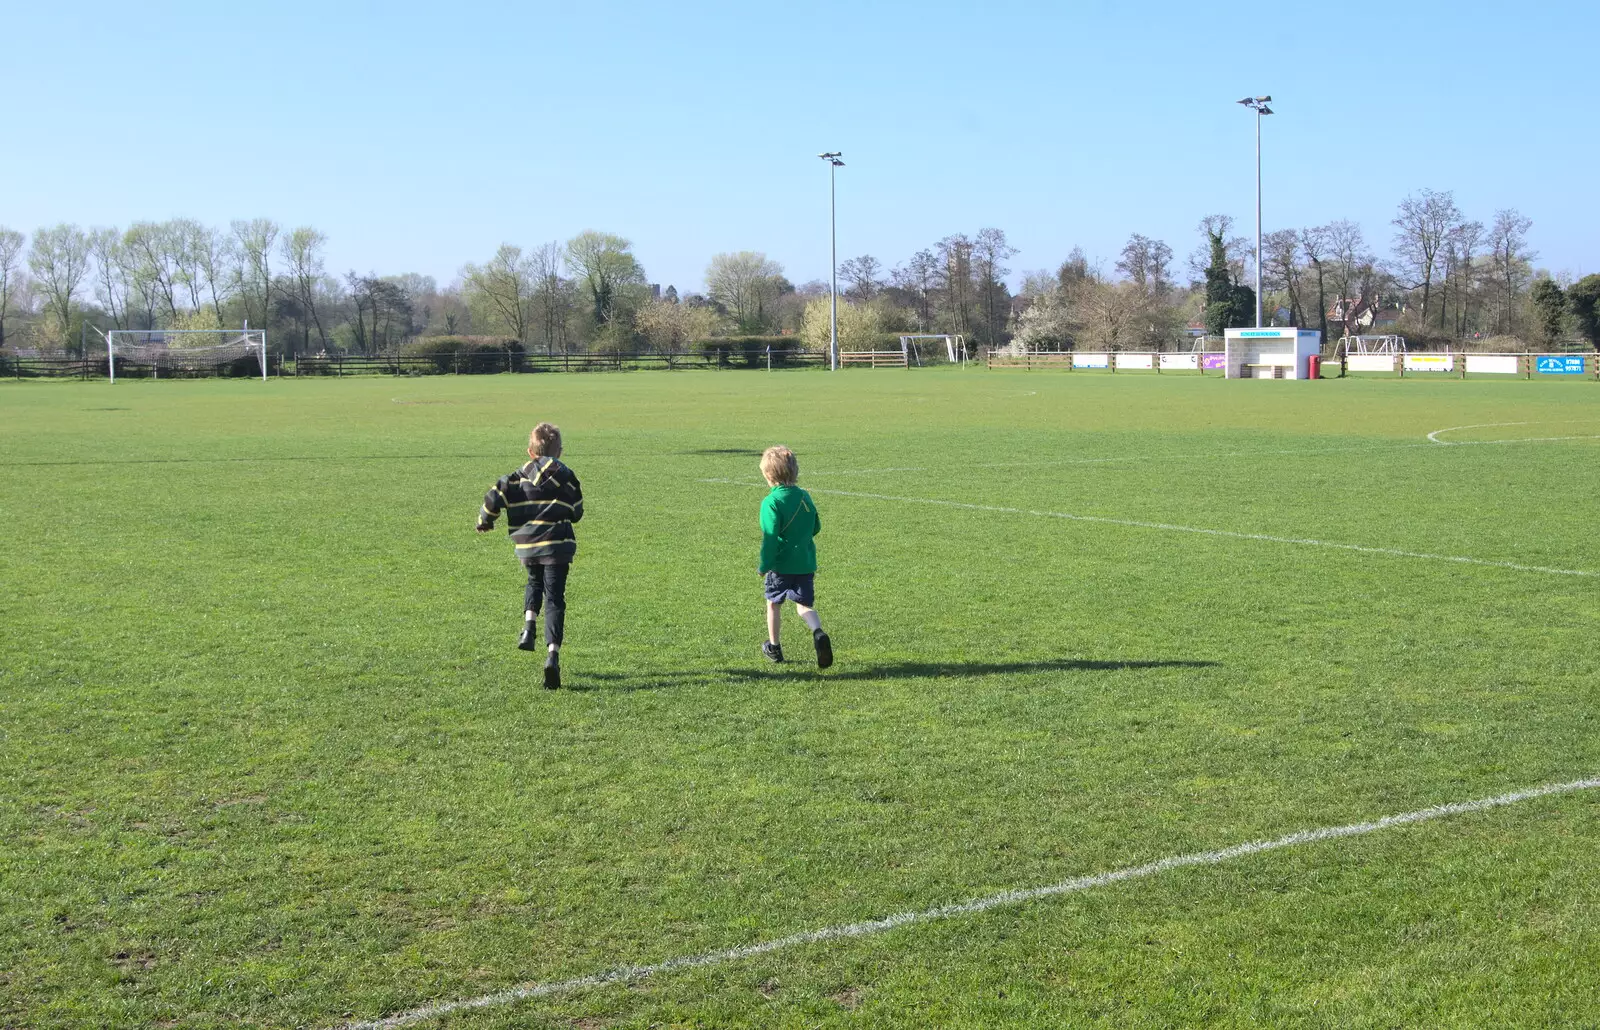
left=570, top=657, right=1218, bottom=692
left=723, top=658, right=1220, bottom=682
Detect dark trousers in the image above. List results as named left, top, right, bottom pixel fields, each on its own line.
left=523, top=561, right=570, bottom=647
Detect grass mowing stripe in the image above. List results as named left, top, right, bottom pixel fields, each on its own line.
left=808, top=433, right=1600, bottom=477
left=700, top=480, right=1599, bottom=578
left=339, top=776, right=1600, bottom=1030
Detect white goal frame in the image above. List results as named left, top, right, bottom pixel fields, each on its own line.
left=899, top=334, right=968, bottom=364
left=104, top=328, right=268, bottom=383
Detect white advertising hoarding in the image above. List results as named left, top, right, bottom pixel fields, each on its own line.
left=1464, top=355, right=1520, bottom=375
left=1073, top=353, right=1109, bottom=369
left=1159, top=353, right=1199, bottom=370
left=1115, top=353, right=1153, bottom=370
left=1404, top=354, right=1454, bottom=372
left=1346, top=354, right=1396, bottom=373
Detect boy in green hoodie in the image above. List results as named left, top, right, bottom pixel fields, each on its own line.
left=758, top=445, right=832, bottom=668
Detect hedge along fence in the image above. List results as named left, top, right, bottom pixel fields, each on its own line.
left=2, top=353, right=285, bottom=379
left=397, top=336, right=525, bottom=374
left=695, top=336, right=813, bottom=367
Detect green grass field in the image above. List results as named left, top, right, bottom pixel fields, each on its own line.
left=3, top=369, right=1599, bottom=1029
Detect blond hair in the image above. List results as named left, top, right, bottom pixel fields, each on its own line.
left=528, top=422, right=563, bottom=457
left=760, top=445, right=798, bottom=485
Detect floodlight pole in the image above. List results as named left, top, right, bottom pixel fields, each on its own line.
left=1254, top=106, right=1263, bottom=327
left=819, top=152, right=844, bottom=371
left=1238, top=96, right=1273, bottom=328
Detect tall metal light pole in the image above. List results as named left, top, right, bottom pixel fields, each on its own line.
left=818, top=152, right=844, bottom=371
left=1237, top=96, right=1273, bottom=327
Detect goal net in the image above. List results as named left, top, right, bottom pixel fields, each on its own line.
left=106, top=329, right=268, bottom=382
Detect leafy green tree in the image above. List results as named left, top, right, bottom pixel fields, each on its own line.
left=705, top=251, right=782, bottom=330
left=1566, top=274, right=1600, bottom=351
left=1529, top=278, right=1567, bottom=347
left=1202, top=228, right=1234, bottom=336
left=1228, top=283, right=1257, bottom=329
left=565, top=231, right=645, bottom=327
left=28, top=224, right=91, bottom=349
left=0, top=226, right=26, bottom=347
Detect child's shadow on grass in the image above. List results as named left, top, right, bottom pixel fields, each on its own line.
left=724, top=658, right=1220, bottom=683
left=574, top=658, right=1218, bottom=692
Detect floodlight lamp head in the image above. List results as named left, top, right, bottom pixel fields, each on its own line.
left=1259, top=105, right=1273, bottom=115
left=1237, top=97, right=1254, bottom=105
left=818, top=151, right=841, bottom=159
left=1257, top=95, right=1272, bottom=102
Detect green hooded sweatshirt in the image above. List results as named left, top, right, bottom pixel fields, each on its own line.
left=759, top=484, right=821, bottom=575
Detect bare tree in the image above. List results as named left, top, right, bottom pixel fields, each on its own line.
left=935, top=234, right=974, bottom=335
left=168, top=218, right=209, bottom=313
left=890, top=249, right=938, bottom=330
left=190, top=224, right=234, bottom=325
left=1324, top=220, right=1370, bottom=338
left=838, top=254, right=884, bottom=302
left=1487, top=209, right=1535, bottom=336
left=530, top=241, right=572, bottom=355
left=28, top=225, right=92, bottom=348
left=1261, top=229, right=1305, bottom=326
left=1115, top=234, right=1174, bottom=297
left=462, top=244, right=535, bottom=341
left=89, top=228, right=130, bottom=330
left=345, top=273, right=412, bottom=354
left=230, top=218, right=279, bottom=331
left=0, top=227, right=26, bottom=348
left=123, top=221, right=184, bottom=322
left=1439, top=219, right=1483, bottom=336
left=1078, top=279, right=1143, bottom=351
left=281, top=227, right=330, bottom=352
left=1391, top=188, right=1462, bottom=325
left=705, top=251, right=783, bottom=328
left=971, top=228, right=1018, bottom=344
left=1299, top=226, right=1330, bottom=342
left=1188, top=214, right=1250, bottom=286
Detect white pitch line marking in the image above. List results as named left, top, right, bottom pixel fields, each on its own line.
left=1427, top=421, right=1535, bottom=444
left=700, top=480, right=1597, bottom=579
left=339, top=776, right=1600, bottom=1030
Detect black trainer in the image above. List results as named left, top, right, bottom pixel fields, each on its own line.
left=543, top=651, right=561, bottom=690
left=761, top=641, right=784, bottom=663
left=518, top=622, right=538, bottom=651
left=813, top=629, right=833, bottom=669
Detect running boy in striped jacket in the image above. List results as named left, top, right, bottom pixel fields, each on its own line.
left=477, top=422, right=584, bottom=689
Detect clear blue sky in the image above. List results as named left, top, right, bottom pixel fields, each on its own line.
left=3, top=0, right=1595, bottom=292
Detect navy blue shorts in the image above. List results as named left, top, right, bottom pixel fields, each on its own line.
left=763, top=571, right=815, bottom=606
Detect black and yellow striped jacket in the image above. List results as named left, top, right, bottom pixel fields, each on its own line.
left=478, top=457, right=585, bottom=563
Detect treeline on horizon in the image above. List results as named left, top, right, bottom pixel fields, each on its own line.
left=2, top=187, right=1597, bottom=360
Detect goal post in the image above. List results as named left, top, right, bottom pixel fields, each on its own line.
left=105, top=328, right=268, bottom=383
left=898, top=334, right=968, bottom=364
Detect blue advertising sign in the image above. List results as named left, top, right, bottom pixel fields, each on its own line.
left=1536, top=355, right=1586, bottom=375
